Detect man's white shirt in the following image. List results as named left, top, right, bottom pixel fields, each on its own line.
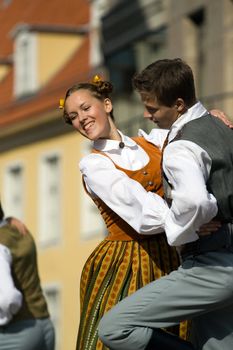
left=0, top=221, right=22, bottom=325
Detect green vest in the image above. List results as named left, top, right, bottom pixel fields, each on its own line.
left=0, top=225, right=49, bottom=322
left=172, top=113, right=233, bottom=221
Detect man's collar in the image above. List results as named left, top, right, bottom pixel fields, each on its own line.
left=169, top=101, right=208, bottom=142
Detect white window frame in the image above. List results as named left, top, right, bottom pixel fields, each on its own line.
left=3, top=161, right=25, bottom=220
left=38, top=151, right=62, bottom=247
left=14, top=30, right=38, bottom=97
left=43, top=283, right=61, bottom=350
left=80, top=140, right=106, bottom=240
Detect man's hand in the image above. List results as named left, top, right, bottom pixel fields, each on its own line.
left=6, top=217, right=29, bottom=236
left=198, top=220, right=221, bottom=236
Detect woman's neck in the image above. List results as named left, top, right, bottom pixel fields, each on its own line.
left=107, top=117, right=122, bottom=141
left=108, top=129, right=121, bottom=141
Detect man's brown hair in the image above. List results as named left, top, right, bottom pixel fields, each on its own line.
left=132, top=58, right=196, bottom=107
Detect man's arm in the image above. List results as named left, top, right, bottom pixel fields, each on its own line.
left=162, top=140, right=218, bottom=246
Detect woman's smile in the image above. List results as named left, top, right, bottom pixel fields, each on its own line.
left=83, top=120, right=95, bottom=133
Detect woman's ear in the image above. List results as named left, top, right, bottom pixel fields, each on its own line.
left=104, top=98, right=113, bottom=113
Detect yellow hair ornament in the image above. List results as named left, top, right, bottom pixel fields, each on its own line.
left=59, top=98, right=65, bottom=109
left=92, top=75, right=102, bottom=84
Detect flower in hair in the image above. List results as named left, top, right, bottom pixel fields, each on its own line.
left=92, top=75, right=102, bottom=84
left=59, top=98, right=65, bottom=109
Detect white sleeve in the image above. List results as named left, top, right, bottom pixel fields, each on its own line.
left=79, top=154, right=168, bottom=235
left=0, top=244, right=23, bottom=325
left=163, top=140, right=218, bottom=246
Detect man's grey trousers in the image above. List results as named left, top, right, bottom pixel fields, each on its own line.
left=98, top=227, right=233, bottom=350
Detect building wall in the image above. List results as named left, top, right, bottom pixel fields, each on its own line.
left=0, top=1, right=96, bottom=349
left=100, top=0, right=233, bottom=134
left=37, top=33, right=85, bottom=87
left=0, top=64, right=10, bottom=82
left=0, top=129, right=104, bottom=350
left=167, top=0, right=233, bottom=112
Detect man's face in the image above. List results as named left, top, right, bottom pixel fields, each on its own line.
left=140, top=93, right=181, bottom=129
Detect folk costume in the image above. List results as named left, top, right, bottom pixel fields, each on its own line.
left=98, top=102, right=233, bottom=350
left=0, top=220, right=55, bottom=350
left=76, top=133, right=187, bottom=350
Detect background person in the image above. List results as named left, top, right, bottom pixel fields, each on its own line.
left=0, top=201, right=55, bottom=350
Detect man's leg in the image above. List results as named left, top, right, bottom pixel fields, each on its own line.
left=190, top=303, right=233, bottom=349
left=98, top=251, right=233, bottom=350
left=145, top=328, right=194, bottom=350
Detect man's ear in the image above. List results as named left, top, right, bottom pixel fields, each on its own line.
left=175, top=98, right=186, bottom=113
left=104, top=98, right=113, bottom=113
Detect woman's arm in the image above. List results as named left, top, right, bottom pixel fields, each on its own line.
left=80, top=153, right=167, bottom=235
left=210, top=109, right=233, bottom=128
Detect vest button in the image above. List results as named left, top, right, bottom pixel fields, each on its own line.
left=143, top=171, right=148, bottom=175
left=148, top=181, right=153, bottom=186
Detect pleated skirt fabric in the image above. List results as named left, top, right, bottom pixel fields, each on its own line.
left=76, top=235, right=187, bottom=350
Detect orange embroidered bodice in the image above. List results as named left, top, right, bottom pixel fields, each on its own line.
left=84, top=136, right=163, bottom=241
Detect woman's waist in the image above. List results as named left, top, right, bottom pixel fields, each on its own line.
left=105, top=224, right=164, bottom=241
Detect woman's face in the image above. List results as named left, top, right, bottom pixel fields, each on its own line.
left=65, top=89, right=113, bottom=140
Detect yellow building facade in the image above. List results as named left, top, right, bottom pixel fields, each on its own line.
left=0, top=130, right=104, bottom=350
left=0, top=2, right=107, bottom=349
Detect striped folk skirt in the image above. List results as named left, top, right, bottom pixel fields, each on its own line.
left=76, top=235, right=188, bottom=350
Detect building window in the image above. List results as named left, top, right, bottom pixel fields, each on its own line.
left=44, top=284, right=61, bottom=350
left=38, top=152, right=61, bottom=246
left=106, top=47, right=136, bottom=94
left=134, top=28, right=168, bottom=72
left=188, top=8, right=206, bottom=97
left=3, top=162, right=24, bottom=219
left=14, top=30, right=38, bottom=97
left=80, top=140, right=106, bottom=240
